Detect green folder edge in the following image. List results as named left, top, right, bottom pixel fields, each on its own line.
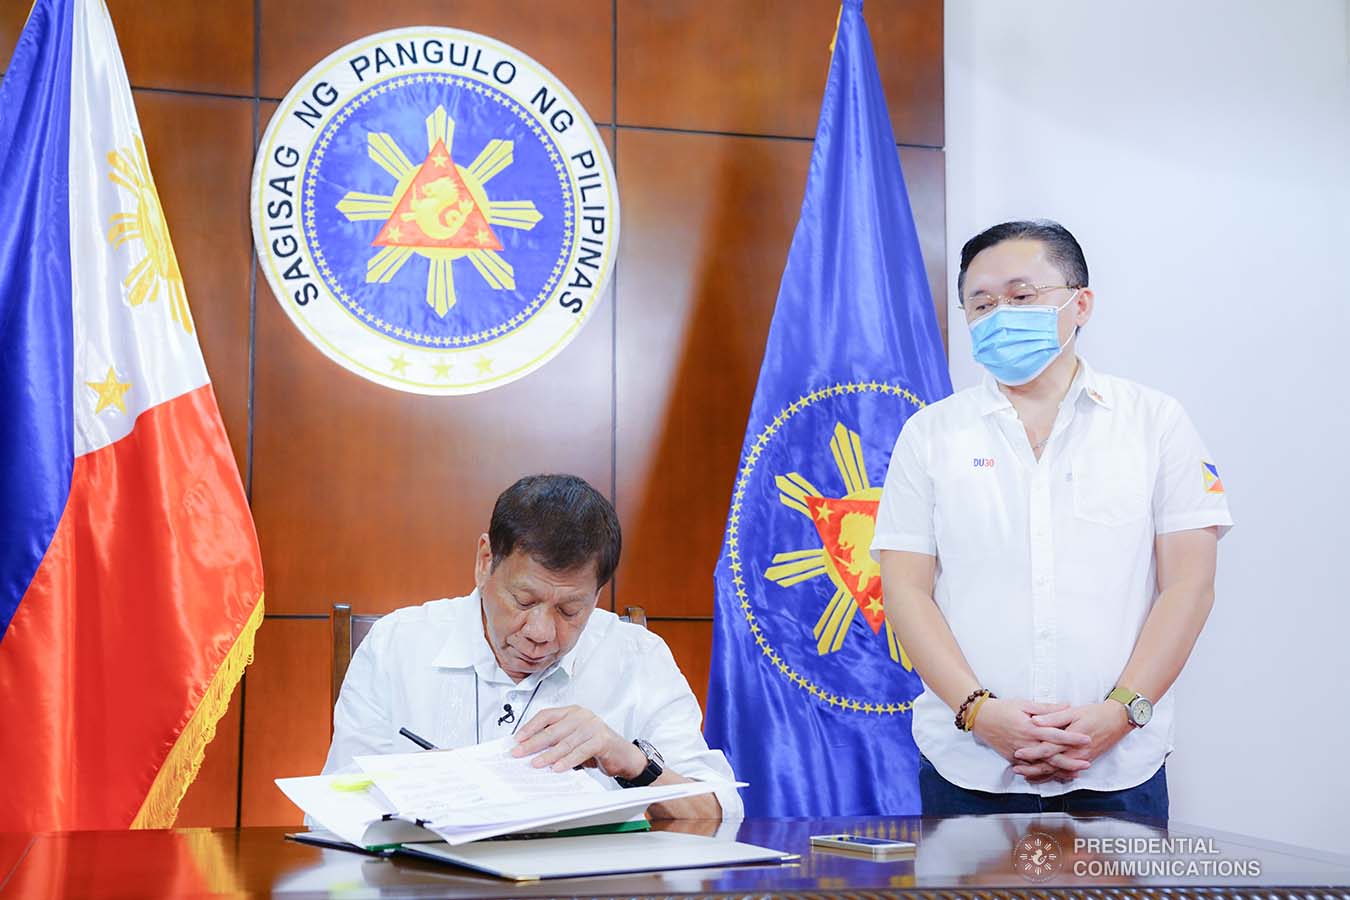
left=364, top=817, right=651, bottom=852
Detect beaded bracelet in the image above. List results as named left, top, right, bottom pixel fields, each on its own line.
left=954, top=688, right=995, bottom=732
left=953, top=689, right=983, bottom=731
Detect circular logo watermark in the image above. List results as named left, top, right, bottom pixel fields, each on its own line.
left=1013, top=831, right=1063, bottom=882
left=251, top=28, right=618, bottom=394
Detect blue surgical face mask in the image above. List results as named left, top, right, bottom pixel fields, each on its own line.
left=968, top=292, right=1079, bottom=386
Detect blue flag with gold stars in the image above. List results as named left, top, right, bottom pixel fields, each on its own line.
left=705, top=0, right=952, bottom=816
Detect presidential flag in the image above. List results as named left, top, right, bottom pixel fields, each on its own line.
left=705, top=0, right=952, bottom=816
left=0, top=0, right=264, bottom=830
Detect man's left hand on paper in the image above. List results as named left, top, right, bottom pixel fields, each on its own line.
left=511, top=704, right=647, bottom=779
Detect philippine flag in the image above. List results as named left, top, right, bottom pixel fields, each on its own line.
left=0, top=0, right=264, bottom=830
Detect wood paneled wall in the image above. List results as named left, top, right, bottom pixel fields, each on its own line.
left=0, top=0, right=944, bottom=827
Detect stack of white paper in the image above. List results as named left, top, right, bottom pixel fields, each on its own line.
left=275, top=738, right=735, bottom=849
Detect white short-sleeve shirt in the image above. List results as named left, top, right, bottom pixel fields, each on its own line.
left=870, top=358, right=1233, bottom=796
left=322, top=591, right=743, bottom=818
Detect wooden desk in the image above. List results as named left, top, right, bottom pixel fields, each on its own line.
left=3, top=815, right=1349, bottom=898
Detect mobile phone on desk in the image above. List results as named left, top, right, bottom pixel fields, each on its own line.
left=810, top=833, right=917, bottom=859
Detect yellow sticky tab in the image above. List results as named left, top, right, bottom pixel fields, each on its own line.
left=330, top=775, right=373, bottom=792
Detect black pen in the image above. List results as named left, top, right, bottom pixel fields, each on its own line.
left=398, top=726, right=437, bottom=750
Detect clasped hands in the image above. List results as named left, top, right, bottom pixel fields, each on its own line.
left=970, top=698, right=1133, bottom=784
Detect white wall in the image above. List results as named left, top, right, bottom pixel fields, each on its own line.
left=944, top=0, right=1350, bottom=854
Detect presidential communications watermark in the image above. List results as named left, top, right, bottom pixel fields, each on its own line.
left=1070, top=836, right=1262, bottom=879
left=1013, top=832, right=1265, bottom=881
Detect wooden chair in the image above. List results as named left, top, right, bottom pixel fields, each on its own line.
left=330, top=603, right=384, bottom=713
left=331, top=602, right=649, bottom=712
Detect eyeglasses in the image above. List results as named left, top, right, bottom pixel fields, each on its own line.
left=961, top=283, right=1080, bottom=320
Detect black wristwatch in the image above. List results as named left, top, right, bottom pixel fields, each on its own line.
left=614, top=739, right=664, bottom=788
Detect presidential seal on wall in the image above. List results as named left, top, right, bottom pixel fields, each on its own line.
left=251, top=28, right=618, bottom=394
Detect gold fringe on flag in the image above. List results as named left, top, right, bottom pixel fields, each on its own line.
left=130, top=594, right=265, bottom=829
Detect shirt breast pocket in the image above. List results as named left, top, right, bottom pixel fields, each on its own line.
left=1071, top=450, right=1151, bottom=527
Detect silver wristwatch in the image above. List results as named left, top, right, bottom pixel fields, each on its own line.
left=1106, top=686, right=1154, bottom=728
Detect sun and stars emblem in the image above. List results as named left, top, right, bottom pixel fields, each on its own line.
left=726, top=381, right=926, bottom=714
left=766, top=422, right=913, bottom=670
left=88, top=134, right=194, bottom=416
left=334, top=105, right=542, bottom=318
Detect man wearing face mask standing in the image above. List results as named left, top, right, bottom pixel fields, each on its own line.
left=322, top=474, right=741, bottom=820
left=871, top=220, right=1232, bottom=820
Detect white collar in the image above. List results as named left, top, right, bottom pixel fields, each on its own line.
left=977, top=356, right=1112, bottom=416
left=429, top=589, right=582, bottom=683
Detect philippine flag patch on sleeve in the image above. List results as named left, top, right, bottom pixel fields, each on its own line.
left=1202, top=461, right=1225, bottom=494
